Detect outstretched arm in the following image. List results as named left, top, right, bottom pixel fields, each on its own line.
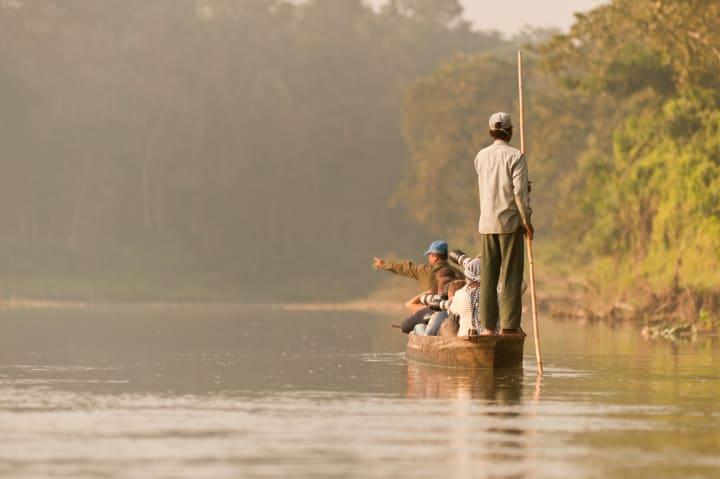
left=373, top=257, right=424, bottom=280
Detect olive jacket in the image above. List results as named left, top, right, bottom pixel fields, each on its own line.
left=381, top=259, right=462, bottom=292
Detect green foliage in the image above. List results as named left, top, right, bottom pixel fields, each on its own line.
left=0, top=0, right=510, bottom=301
left=396, top=54, right=516, bottom=242
left=398, top=0, right=720, bottom=295
left=542, top=0, right=720, bottom=290
left=697, top=308, right=718, bottom=332
left=5, top=0, right=719, bottom=301
left=610, top=91, right=720, bottom=287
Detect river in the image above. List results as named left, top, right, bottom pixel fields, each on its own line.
left=0, top=305, right=718, bottom=478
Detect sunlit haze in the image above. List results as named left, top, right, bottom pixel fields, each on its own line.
left=1, top=1, right=719, bottom=478
left=369, top=0, right=607, bottom=35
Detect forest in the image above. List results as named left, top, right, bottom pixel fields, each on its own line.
left=0, top=0, right=513, bottom=300
left=1, top=0, right=718, bottom=305
left=400, top=0, right=720, bottom=314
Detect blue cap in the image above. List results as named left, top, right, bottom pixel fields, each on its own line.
left=424, top=240, right=448, bottom=256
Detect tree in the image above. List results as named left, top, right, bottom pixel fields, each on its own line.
left=397, top=54, right=516, bottom=242
left=396, top=0, right=720, bottom=292
left=0, top=0, right=511, bottom=300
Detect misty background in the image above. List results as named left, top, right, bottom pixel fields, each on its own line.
left=4, top=0, right=716, bottom=304
left=0, top=0, right=543, bottom=301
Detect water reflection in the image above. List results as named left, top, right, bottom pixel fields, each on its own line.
left=0, top=306, right=719, bottom=479
left=403, top=363, right=540, bottom=478
left=404, top=362, right=523, bottom=403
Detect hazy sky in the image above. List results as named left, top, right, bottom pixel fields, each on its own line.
left=369, top=0, right=607, bottom=36
left=459, top=0, right=606, bottom=35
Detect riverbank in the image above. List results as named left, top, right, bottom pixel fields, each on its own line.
left=0, top=277, right=250, bottom=303
left=0, top=297, right=87, bottom=310
left=545, top=276, right=720, bottom=340
left=526, top=239, right=720, bottom=340
left=2, top=263, right=716, bottom=341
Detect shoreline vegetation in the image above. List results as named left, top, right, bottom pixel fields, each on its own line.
left=282, top=280, right=720, bottom=341
left=534, top=241, right=720, bottom=340
left=539, top=274, right=720, bottom=341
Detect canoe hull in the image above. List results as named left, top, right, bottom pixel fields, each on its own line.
left=406, top=333, right=525, bottom=369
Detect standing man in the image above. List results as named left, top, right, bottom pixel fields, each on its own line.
left=474, top=112, right=533, bottom=335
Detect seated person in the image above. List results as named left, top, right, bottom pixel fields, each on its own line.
left=412, top=288, right=448, bottom=336
left=374, top=240, right=462, bottom=294
left=438, top=313, right=460, bottom=337
left=402, top=307, right=432, bottom=334
left=402, top=274, right=454, bottom=334
left=404, top=270, right=456, bottom=313
left=449, top=259, right=491, bottom=336
left=419, top=310, right=446, bottom=337
left=423, top=278, right=467, bottom=336
left=438, top=279, right=465, bottom=336
left=405, top=293, right=429, bottom=314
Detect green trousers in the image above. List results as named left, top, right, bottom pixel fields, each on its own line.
left=479, top=228, right=524, bottom=331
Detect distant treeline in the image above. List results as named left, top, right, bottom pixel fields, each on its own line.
left=400, top=0, right=720, bottom=293
left=6, top=0, right=712, bottom=301
left=0, top=0, right=513, bottom=300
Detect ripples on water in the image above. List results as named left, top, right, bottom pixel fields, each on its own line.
left=0, top=306, right=718, bottom=478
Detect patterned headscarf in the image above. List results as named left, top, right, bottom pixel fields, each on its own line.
left=464, top=259, right=482, bottom=332
left=464, top=258, right=482, bottom=283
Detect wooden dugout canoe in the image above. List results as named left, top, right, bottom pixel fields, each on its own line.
left=406, top=332, right=525, bottom=369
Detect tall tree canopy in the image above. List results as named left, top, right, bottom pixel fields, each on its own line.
left=399, top=0, right=720, bottom=291
left=396, top=54, right=517, bottom=242
left=0, top=0, right=510, bottom=300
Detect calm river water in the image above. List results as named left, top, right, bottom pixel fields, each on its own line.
left=0, top=305, right=718, bottom=478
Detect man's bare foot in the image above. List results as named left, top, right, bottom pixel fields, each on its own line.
left=479, top=329, right=495, bottom=336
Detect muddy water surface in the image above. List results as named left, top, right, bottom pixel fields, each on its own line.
left=0, top=305, right=718, bottom=478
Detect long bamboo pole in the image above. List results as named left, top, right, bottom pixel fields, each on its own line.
left=517, top=50, right=544, bottom=375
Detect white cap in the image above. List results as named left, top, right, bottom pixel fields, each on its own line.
left=489, top=112, right=512, bottom=131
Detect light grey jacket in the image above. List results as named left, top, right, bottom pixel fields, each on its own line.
left=473, top=140, right=531, bottom=234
